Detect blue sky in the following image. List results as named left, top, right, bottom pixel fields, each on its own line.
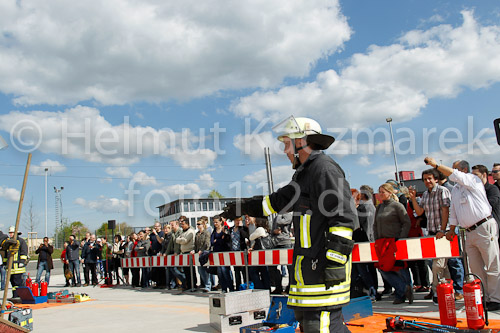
left=0, top=0, right=499, bottom=235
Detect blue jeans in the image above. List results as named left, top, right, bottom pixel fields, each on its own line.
left=172, top=267, right=186, bottom=285
left=69, top=259, right=81, bottom=285
left=447, top=258, right=464, bottom=293
left=0, top=265, right=5, bottom=290
left=379, top=268, right=412, bottom=300
left=217, top=267, right=234, bottom=292
left=141, top=267, right=150, bottom=287
left=36, top=261, right=51, bottom=284
left=198, top=266, right=211, bottom=290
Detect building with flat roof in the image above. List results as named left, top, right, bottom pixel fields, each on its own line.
left=157, top=198, right=239, bottom=227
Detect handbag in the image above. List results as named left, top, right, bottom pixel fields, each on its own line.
left=199, top=250, right=210, bottom=266
left=64, top=268, right=73, bottom=280
left=257, top=235, right=276, bottom=250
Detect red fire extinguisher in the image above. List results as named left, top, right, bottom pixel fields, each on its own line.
left=40, top=281, right=48, bottom=296
left=31, top=282, right=39, bottom=296
left=25, top=274, right=32, bottom=288
left=463, top=273, right=489, bottom=330
left=437, top=278, right=457, bottom=326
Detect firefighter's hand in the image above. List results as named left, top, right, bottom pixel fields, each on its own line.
left=5, top=239, right=19, bottom=253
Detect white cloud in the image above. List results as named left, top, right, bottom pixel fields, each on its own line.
left=131, top=171, right=158, bottom=186
left=198, top=173, right=215, bottom=188
left=231, top=11, right=500, bottom=129
left=0, top=186, right=20, bottom=202
left=105, top=167, right=133, bottom=178
left=105, top=166, right=157, bottom=186
left=233, top=130, right=283, bottom=160
left=243, top=165, right=295, bottom=190
left=357, top=156, right=371, bottom=166
left=74, top=196, right=129, bottom=213
left=0, top=0, right=350, bottom=105
left=161, top=183, right=204, bottom=200
left=0, top=106, right=217, bottom=168
left=31, top=159, right=66, bottom=175
left=170, top=148, right=218, bottom=169
left=368, top=134, right=500, bottom=180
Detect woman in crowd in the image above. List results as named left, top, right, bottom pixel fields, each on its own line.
left=129, top=232, right=141, bottom=288
left=350, top=189, right=378, bottom=300
left=211, top=215, right=234, bottom=293
left=248, top=217, right=271, bottom=290
left=193, top=219, right=211, bottom=292
left=61, top=241, right=70, bottom=287
left=136, top=230, right=151, bottom=288
left=112, top=235, right=124, bottom=285
left=374, top=183, right=413, bottom=304
left=230, top=216, right=249, bottom=290
left=123, top=235, right=133, bottom=286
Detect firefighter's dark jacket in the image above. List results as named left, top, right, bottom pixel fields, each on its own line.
left=250, top=151, right=358, bottom=310
left=3, top=236, right=28, bottom=275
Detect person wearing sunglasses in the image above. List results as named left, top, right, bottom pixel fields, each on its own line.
left=492, top=163, right=500, bottom=192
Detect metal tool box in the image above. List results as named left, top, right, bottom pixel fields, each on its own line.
left=8, top=308, right=33, bottom=331
left=210, top=289, right=270, bottom=316
left=210, top=308, right=269, bottom=333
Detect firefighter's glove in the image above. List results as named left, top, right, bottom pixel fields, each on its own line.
left=220, top=196, right=265, bottom=220
left=324, top=234, right=354, bottom=289
left=221, top=201, right=238, bottom=220
left=5, top=239, right=19, bottom=253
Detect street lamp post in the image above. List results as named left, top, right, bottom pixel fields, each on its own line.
left=45, top=168, right=48, bottom=237
left=54, top=186, right=64, bottom=248
left=386, top=117, right=400, bottom=183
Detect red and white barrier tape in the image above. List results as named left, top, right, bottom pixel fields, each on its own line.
left=121, top=236, right=460, bottom=268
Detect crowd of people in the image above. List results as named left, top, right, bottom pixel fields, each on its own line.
left=46, top=160, right=500, bottom=311
left=350, top=161, right=500, bottom=311
left=59, top=214, right=295, bottom=294
left=1, top=167, right=499, bottom=323
left=0, top=160, right=495, bottom=307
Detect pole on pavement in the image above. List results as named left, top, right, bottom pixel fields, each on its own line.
left=1, top=153, right=31, bottom=318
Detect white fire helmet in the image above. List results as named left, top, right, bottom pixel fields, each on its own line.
left=273, top=116, right=334, bottom=150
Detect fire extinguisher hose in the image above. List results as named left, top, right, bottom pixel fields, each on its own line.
left=464, top=273, right=489, bottom=327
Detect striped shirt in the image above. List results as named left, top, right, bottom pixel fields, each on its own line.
left=421, top=184, right=451, bottom=233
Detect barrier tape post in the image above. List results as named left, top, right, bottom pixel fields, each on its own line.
left=244, top=249, right=250, bottom=288
left=189, top=254, right=195, bottom=292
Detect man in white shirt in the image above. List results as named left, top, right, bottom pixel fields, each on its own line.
left=425, top=157, right=500, bottom=311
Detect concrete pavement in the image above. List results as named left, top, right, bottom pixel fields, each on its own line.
left=16, top=273, right=500, bottom=332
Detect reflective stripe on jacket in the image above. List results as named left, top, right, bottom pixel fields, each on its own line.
left=263, top=151, right=358, bottom=311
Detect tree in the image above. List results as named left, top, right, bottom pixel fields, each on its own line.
left=96, top=221, right=134, bottom=238
left=23, top=197, right=39, bottom=233
left=55, top=220, right=90, bottom=248
left=116, top=222, right=134, bottom=237
left=208, top=189, right=224, bottom=199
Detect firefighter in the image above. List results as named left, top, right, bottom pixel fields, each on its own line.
left=3, top=226, right=28, bottom=298
left=222, top=116, right=358, bottom=332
